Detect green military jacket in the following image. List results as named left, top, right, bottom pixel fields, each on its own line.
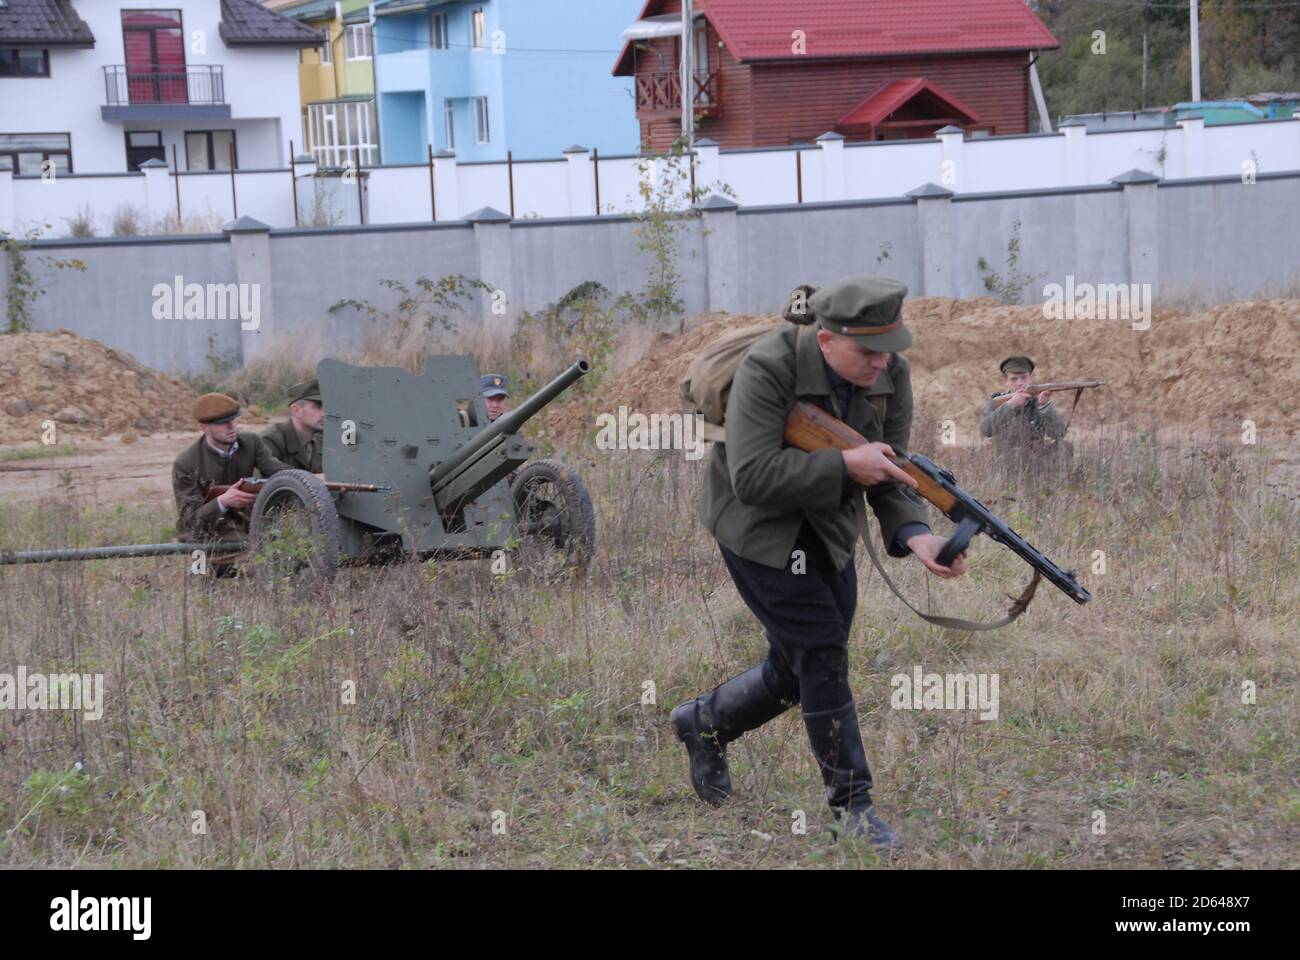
left=172, top=432, right=289, bottom=541
left=260, top=419, right=322, bottom=473
left=701, top=324, right=928, bottom=571
left=979, top=396, right=1066, bottom=446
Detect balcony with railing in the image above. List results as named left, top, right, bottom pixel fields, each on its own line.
left=101, top=65, right=231, bottom=121
left=635, top=69, right=722, bottom=118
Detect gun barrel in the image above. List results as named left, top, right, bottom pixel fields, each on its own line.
left=0, top=541, right=248, bottom=565
left=905, top=453, right=1092, bottom=605
left=430, top=359, right=589, bottom=489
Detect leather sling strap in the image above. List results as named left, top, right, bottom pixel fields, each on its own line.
left=856, top=499, right=1042, bottom=632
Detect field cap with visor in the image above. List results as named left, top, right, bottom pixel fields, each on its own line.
left=808, top=275, right=912, bottom=353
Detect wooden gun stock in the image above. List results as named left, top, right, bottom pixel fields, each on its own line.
left=782, top=400, right=956, bottom=513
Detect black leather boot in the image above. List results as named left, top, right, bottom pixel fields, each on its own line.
left=802, top=701, right=900, bottom=849
left=670, top=663, right=791, bottom=806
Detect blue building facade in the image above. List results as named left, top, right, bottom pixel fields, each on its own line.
left=373, top=0, right=642, bottom=163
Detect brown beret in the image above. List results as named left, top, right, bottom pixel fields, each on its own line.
left=1000, top=356, right=1035, bottom=375
left=193, top=392, right=241, bottom=424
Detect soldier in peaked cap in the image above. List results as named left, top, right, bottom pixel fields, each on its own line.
left=480, top=373, right=510, bottom=422
left=670, top=275, right=971, bottom=849
left=979, top=356, right=1068, bottom=459
left=261, top=379, right=326, bottom=474
left=172, top=393, right=290, bottom=561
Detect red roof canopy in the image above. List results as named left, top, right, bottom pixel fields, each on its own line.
left=837, top=77, right=982, bottom=134
left=614, top=0, right=1058, bottom=75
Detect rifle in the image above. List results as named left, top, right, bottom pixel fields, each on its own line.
left=204, top=477, right=391, bottom=503
left=991, top=379, right=1104, bottom=406
left=784, top=399, right=1092, bottom=610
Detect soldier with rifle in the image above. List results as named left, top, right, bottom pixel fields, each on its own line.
left=978, top=357, right=1101, bottom=465
left=171, top=392, right=290, bottom=571
left=671, top=275, right=969, bottom=849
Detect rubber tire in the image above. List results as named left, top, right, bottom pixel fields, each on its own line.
left=509, top=459, right=596, bottom=573
left=249, top=469, right=341, bottom=583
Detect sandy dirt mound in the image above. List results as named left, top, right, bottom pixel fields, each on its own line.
left=542, top=298, right=1300, bottom=447
left=0, top=330, right=196, bottom=444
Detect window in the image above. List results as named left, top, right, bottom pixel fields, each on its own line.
left=474, top=96, right=489, bottom=144
left=122, top=9, right=186, bottom=103
left=444, top=98, right=455, bottom=150
left=0, top=132, right=72, bottom=174
left=345, top=24, right=372, bottom=60
left=125, top=130, right=164, bottom=170
left=307, top=100, right=378, bottom=167
left=304, top=39, right=332, bottom=65
left=471, top=9, right=485, bottom=49
left=0, top=47, right=50, bottom=77
left=430, top=12, right=448, bottom=49
left=185, top=129, right=236, bottom=170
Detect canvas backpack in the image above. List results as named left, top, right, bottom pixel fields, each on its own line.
left=680, top=320, right=890, bottom=443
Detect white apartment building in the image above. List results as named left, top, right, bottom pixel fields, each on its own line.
left=0, top=0, right=321, bottom=174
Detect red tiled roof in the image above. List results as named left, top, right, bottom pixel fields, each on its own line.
left=614, top=0, right=1058, bottom=75
left=837, top=77, right=981, bottom=131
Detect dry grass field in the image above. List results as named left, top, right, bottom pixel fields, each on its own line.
left=1, top=422, right=1296, bottom=868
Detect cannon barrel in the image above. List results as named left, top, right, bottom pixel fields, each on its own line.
left=0, top=541, right=247, bottom=565
left=430, top=359, right=589, bottom=490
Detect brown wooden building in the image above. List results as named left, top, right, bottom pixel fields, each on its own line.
left=613, top=0, right=1059, bottom=151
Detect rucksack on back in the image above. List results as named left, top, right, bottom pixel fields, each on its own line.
left=679, top=320, right=784, bottom=442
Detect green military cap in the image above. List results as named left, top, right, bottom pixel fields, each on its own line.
left=809, top=275, right=912, bottom=353
left=999, top=356, right=1035, bottom=375
left=193, top=392, right=240, bottom=424
left=287, top=379, right=321, bottom=404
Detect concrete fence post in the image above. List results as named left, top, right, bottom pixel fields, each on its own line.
left=1059, top=118, right=1088, bottom=186
left=816, top=131, right=846, bottom=201
left=223, top=216, right=273, bottom=365
left=140, top=158, right=173, bottom=226
left=432, top=150, right=460, bottom=222
left=465, top=206, right=514, bottom=334
left=935, top=125, right=965, bottom=192
left=693, top=138, right=721, bottom=198
left=1111, top=169, right=1161, bottom=295
left=0, top=167, right=14, bottom=239
left=563, top=145, right=593, bottom=217
left=292, top=153, right=317, bottom=225
left=695, top=193, right=740, bottom=313
left=1178, top=114, right=1205, bottom=178
left=907, top=183, right=956, bottom=297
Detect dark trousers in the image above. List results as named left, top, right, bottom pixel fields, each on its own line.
left=719, top=523, right=858, bottom=715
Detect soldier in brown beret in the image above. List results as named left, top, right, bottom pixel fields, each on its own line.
left=171, top=393, right=291, bottom=559
left=261, top=379, right=325, bottom=474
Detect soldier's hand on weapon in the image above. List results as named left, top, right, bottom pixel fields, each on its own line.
left=1036, top=391, right=1052, bottom=407
left=1006, top=389, right=1032, bottom=409
left=843, top=442, right=918, bottom=488
left=906, top=532, right=967, bottom=579
left=218, top=486, right=257, bottom=510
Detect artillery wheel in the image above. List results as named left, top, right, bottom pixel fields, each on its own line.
left=510, top=459, right=596, bottom=577
left=249, top=470, right=341, bottom=584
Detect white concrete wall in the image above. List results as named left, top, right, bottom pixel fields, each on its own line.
left=4, top=115, right=1299, bottom=236
left=1, top=0, right=304, bottom=175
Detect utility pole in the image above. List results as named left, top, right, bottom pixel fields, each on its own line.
left=680, top=0, right=694, bottom=145
left=1190, top=0, right=1202, bottom=102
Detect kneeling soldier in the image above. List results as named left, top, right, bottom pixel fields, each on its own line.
left=672, top=276, right=968, bottom=848
left=261, top=379, right=325, bottom=473
left=979, top=356, right=1067, bottom=455
left=172, top=393, right=290, bottom=556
